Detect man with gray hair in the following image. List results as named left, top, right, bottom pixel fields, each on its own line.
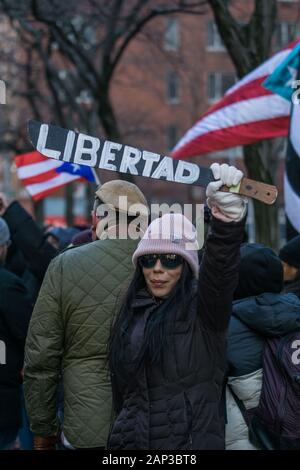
left=0, top=217, right=33, bottom=449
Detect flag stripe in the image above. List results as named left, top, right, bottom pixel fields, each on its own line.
left=202, top=77, right=273, bottom=118
left=173, top=91, right=291, bottom=157
left=173, top=116, right=289, bottom=157
left=290, top=98, right=300, bottom=154
left=284, top=49, right=300, bottom=239
left=284, top=174, right=300, bottom=234
left=189, top=94, right=289, bottom=137
left=25, top=173, right=80, bottom=198
left=17, top=159, right=63, bottom=179
left=226, top=48, right=293, bottom=95
left=172, top=94, right=290, bottom=157
left=21, top=169, right=60, bottom=186
left=15, top=151, right=48, bottom=167
left=27, top=186, right=74, bottom=202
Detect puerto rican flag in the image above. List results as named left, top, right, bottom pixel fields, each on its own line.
left=171, top=39, right=300, bottom=159
left=15, top=151, right=99, bottom=201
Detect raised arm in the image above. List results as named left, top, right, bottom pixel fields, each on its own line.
left=0, top=194, right=57, bottom=281
left=198, top=164, right=247, bottom=331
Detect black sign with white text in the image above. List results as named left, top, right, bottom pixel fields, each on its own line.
left=28, top=120, right=215, bottom=188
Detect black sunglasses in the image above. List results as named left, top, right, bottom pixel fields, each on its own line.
left=139, top=253, right=184, bottom=270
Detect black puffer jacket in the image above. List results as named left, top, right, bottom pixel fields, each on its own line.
left=108, top=217, right=246, bottom=450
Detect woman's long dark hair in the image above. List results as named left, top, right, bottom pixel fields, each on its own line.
left=108, top=260, right=194, bottom=411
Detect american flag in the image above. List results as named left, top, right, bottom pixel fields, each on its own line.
left=171, top=39, right=300, bottom=159
left=15, top=151, right=99, bottom=201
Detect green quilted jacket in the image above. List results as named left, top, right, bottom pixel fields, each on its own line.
left=24, top=237, right=138, bottom=448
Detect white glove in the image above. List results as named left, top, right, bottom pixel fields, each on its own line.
left=206, top=163, right=248, bottom=222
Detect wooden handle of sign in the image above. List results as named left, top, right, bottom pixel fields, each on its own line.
left=220, top=178, right=278, bottom=205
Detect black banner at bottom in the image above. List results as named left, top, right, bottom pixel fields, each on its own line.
left=0, top=449, right=296, bottom=467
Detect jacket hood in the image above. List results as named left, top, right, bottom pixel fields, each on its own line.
left=232, top=292, right=300, bottom=336
left=227, top=292, right=300, bottom=378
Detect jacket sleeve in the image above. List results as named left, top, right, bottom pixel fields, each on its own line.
left=24, top=255, right=63, bottom=437
left=197, top=216, right=246, bottom=331
left=234, top=294, right=300, bottom=336
left=3, top=201, right=58, bottom=281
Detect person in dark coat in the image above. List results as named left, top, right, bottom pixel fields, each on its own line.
left=279, top=235, right=300, bottom=298
left=44, top=227, right=81, bottom=251
left=107, top=163, right=247, bottom=450
left=226, top=243, right=300, bottom=450
left=0, top=217, right=33, bottom=450
left=0, top=193, right=58, bottom=303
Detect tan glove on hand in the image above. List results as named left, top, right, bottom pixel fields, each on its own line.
left=33, top=435, right=57, bottom=451
left=206, top=163, right=248, bottom=222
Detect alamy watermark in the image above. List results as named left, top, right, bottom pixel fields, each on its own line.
left=95, top=197, right=205, bottom=250
left=292, top=339, right=300, bottom=365
left=292, top=80, right=300, bottom=104
left=0, top=340, right=6, bottom=365
left=0, top=80, right=6, bottom=104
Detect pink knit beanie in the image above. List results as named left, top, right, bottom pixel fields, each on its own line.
left=132, top=213, right=199, bottom=278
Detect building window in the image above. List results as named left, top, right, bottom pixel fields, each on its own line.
left=164, top=18, right=179, bottom=51
left=166, top=70, right=180, bottom=103
left=207, top=72, right=236, bottom=101
left=275, top=22, right=297, bottom=49
left=166, top=124, right=178, bottom=151
left=207, top=21, right=225, bottom=50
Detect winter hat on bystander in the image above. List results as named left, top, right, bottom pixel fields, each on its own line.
left=279, top=235, right=300, bottom=269
left=234, top=243, right=283, bottom=300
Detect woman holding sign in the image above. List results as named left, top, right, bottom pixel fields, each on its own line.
left=107, top=163, right=247, bottom=450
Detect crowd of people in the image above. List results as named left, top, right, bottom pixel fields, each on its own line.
left=0, top=162, right=300, bottom=451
